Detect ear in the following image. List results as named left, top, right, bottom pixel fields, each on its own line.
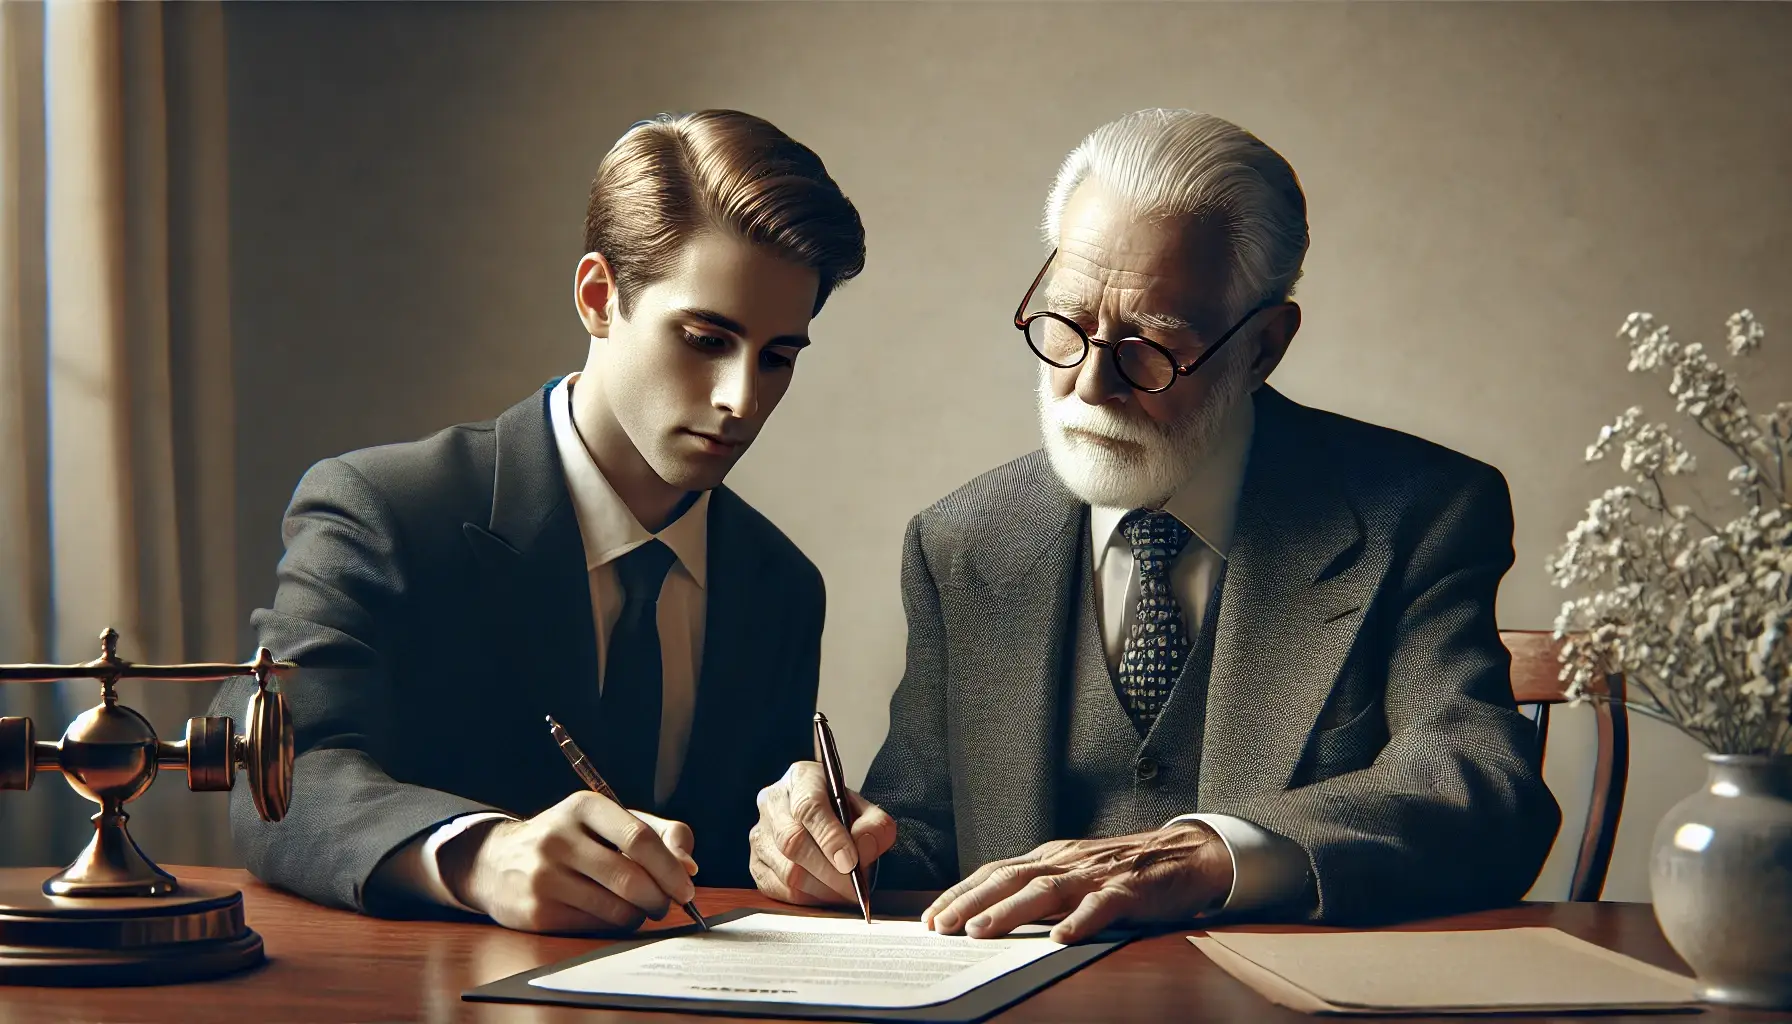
left=574, top=252, right=619, bottom=338
left=1244, top=303, right=1301, bottom=391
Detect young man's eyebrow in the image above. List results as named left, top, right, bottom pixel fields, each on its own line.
left=677, top=307, right=811, bottom=348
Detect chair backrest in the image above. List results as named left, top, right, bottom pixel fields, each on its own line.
left=1501, top=629, right=1629, bottom=902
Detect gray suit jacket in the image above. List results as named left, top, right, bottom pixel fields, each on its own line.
left=861, top=387, right=1561, bottom=925
left=210, top=381, right=824, bottom=914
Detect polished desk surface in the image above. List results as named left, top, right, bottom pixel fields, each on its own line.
left=1, top=866, right=1785, bottom=1024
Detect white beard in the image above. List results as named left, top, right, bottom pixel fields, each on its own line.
left=1036, top=359, right=1248, bottom=509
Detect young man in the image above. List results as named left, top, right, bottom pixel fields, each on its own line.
left=212, top=110, right=865, bottom=934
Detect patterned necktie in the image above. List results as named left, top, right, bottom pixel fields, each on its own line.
left=1116, top=509, right=1195, bottom=734
left=594, top=538, right=676, bottom=810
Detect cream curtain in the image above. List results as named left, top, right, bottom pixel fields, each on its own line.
left=0, top=0, right=237, bottom=868
left=0, top=0, right=55, bottom=868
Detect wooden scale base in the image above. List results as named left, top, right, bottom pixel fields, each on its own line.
left=0, top=868, right=263, bottom=986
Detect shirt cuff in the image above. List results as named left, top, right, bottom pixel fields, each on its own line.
left=1165, top=813, right=1311, bottom=915
left=386, top=812, right=516, bottom=913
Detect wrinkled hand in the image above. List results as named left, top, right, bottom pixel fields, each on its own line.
left=442, top=792, right=698, bottom=934
left=923, top=822, right=1233, bottom=944
left=749, top=760, right=897, bottom=906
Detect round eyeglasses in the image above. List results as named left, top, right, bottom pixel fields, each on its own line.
left=1013, top=248, right=1270, bottom=393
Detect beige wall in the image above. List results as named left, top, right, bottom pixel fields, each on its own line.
left=226, top=2, right=1792, bottom=901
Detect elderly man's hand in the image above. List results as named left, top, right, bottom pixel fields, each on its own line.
left=921, top=822, right=1233, bottom=943
left=748, top=761, right=897, bottom=907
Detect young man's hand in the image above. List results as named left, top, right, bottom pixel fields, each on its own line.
left=440, top=791, right=698, bottom=933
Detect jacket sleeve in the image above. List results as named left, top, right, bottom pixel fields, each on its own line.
left=1216, top=467, right=1562, bottom=925
left=209, top=457, right=500, bottom=916
left=859, top=515, right=960, bottom=889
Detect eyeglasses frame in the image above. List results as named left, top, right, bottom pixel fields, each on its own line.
left=1013, top=247, right=1275, bottom=394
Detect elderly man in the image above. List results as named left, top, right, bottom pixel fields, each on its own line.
left=749, top=108, right=1561, bottom=939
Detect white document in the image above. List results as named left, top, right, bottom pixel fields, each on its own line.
left=528, top=912, right=1065, bottom=1009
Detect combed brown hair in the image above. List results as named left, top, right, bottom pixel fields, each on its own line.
left=583, top=110, right=867, bottom=318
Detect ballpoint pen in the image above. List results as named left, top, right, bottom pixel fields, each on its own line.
left=813, top=711, right=872, bottom=925
left=545, top=715, right=708, bottom=931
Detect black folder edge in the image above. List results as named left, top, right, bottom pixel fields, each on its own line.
left=461, top=908, right=1134, bottom=1023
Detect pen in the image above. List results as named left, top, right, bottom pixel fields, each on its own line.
left=812, top=711, right=872, bottom=925
left=545, top=715, right=708, bottom=932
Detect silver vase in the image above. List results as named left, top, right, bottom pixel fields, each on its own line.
left=1650, top=753, right=1792, bottom=1008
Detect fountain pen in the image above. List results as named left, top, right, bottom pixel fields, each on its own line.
left=545, top=716, right=709, bottom=931
left=813, top=711, right=873, bottom=924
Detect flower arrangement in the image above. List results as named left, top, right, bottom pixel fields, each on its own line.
left=1549, top=310, right=1792, bottom=757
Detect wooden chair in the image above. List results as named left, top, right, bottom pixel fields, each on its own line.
left=1501, top=629, right=1629, bottom=902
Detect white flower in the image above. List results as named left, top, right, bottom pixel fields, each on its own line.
left=1555, top=311, right=1792, bottom=756
left=1728, top=310, right=1765, bottom=356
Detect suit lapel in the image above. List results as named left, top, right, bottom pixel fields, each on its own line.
left=666, top=487, right=764, bottom=814
left=1200, top=388, right=1389, bottom=806
left=461, top=384, right=765, bottom=820
left=951, top=454, right=1083, bottom=858
left=462, top=383, right=602, bottom=807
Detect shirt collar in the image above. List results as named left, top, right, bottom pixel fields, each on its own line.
left=549, top=373, right=709, bottom=588
left=1090, top=391, right=1255, bottom=563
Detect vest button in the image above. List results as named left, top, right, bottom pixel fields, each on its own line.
left=1135, top=756, right=1159, bottom=782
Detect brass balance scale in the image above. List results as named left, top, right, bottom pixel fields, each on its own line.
left=0, top=628, right=294, bottom=985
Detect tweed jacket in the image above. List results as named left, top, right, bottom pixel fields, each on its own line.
left=860, top=387, right=1562, bottom=925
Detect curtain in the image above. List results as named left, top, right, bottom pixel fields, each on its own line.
left=0, top=0, right=238, bottom=869
left=0, top=0, right=55, bottom=867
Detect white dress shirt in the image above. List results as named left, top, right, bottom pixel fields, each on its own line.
left=375, top=372, right=710, bottom=912
left=1086, top=394, right=1311, bottom=916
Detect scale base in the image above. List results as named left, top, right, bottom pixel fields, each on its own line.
left=0, top=868, right=264, bottom=986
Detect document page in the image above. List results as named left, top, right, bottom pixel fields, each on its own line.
left=528, top=912, right=1065, bottom=1009
left=1189, top=927, right=1700, bottom=1012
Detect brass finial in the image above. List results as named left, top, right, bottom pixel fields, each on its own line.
left=249, top=647, right=276, bottom=690
left=97, top=628, right=122, bottom=704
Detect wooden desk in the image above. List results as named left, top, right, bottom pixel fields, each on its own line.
left=1, top=866, right=1784, bottom=1023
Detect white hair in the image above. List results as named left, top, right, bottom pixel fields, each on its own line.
left=1041, top=109, right=1309, bottom=323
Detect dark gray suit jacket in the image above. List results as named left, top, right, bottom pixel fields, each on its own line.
left=861, top=387, right=1561, bottom=925
left=211, top=382, right=824, bottom=914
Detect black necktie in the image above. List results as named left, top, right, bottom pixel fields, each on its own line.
left=594, top=539, right=676, bottom=810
